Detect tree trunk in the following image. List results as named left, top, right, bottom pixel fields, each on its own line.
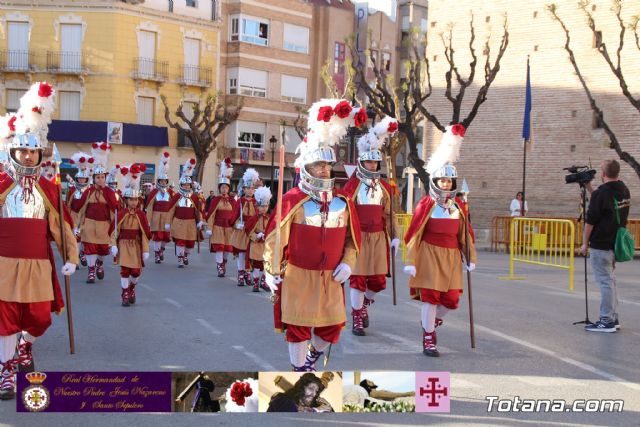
left=195, top=151, right=209, bottom=184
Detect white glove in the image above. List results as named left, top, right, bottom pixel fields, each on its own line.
left=110, top=245, right=118, bottom=257
left=61, top=262, right=76, bottom=276
left=256, top=232, right=265, bottom=240
left=390, top=238, right=400, bottom=252
left=464, top=262, right=476, bottom=272
left=205, top=229, right=212, bottom=238
left=143, top=252, right=149, bottom=261
left=332, top=263, right=352, bottom=283
left=73, top=227, right=80, bottom=236
left=403, top=265, right=416, bottom=277
left=235, top=222, right=244, bottom=230
left=164, top=223, right=171, bottom=231
left=197, top=221, right=206, bottom=229
left=265, top=272, right=282, bottom=292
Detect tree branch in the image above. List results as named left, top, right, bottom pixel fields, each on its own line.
left=547, top=3, right=640, bottom=178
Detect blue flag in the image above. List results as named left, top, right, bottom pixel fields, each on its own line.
left=522, top=58, right=532, bottom=142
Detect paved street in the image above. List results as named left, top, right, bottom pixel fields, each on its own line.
left=1, top=246, right=639, bottom=426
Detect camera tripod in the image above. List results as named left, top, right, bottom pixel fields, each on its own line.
left=573, top=184, right=594, bottom=326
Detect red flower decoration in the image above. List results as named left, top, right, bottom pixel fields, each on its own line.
left=69, top=159, right=75, bottom=165
left=38, top=82, right=53, bottom=98
left=79, top=157, right=86, bottom=163
left=334, top=100, right=352, bottom=119
left=387, top=121, right=398, bottom=134
left=230, top=382, right=253, bottom=406
left=88, top=158, right=94, bottom=164
left=317, top=106, right=334, bottom=122
left=354, top=108, right=368, bottom=127
left=189, top=158, right=196, bottom=165
left=8, top=116, right=17, bottom=132
left=32, top=107, right=42, bottom=114
left=132, top=175, right=138, bottom=180
left=100, top=142, right=108, bottom=151
left=163, top=151, right=170, bottom=158
left=451, top=124, right=466, bottom=137
left=115, top=164, right=120, bottom=169
left=131, top=164, right=140, bottom=174
left=120, top=167, right=129, bottom=175
left=92, top=143, right=98, bottom=149
left=139, top=164, right=147, bottom=172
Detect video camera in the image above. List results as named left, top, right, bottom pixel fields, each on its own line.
left=564, top=165, right=596, bottom=185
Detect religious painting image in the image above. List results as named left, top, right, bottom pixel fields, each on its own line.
left=259, top=372, right=342, bottom=413
left=342, top=371, right=415, bottom=413
left=172, top=372, right=258, bottom=413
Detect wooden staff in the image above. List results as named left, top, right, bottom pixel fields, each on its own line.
left=386, top=155, right=397, bottom=306
left=461, top=179, right=475, bottom=348
left=53, top=144, right=75, bottom=354
left=270, top=143, right=285, bottom=304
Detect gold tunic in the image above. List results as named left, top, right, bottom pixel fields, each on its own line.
left=112, top=212, right=150, bottom=269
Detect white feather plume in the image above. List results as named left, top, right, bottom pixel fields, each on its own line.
left=254, top=186, right=272, bottom=206
left=157, top=151, right=170, bottom=177
left=242, top=168, right=260, bottom=186
left=91, top=142, right=111, bottom=171
left=426, top=125, right=464, bottom=174
left=18, top=82, right=56, bottom=134
left=219, top=158, right=233, bottom=179
left=70, top=151, right=94, bottom=175
left=181, top=158, right=196, bottom=179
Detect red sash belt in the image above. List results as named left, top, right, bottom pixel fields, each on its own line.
left=288, top=223, right=346, bottom=270
left=421, top=217, right=460, bottom=249
left=153, top=200, right=171, bottom=213
left=70, top=198, right=83, bottom=213
left=86, top=202, right=110, bottom=221
left=0, top=218, right=49, bottom=259
left=214, top=210, right=234, bottom=227
left=356, top=204, right=384, bottom=233
left=175, top=206, right=196, bottom=220
left=119, top=228, right=141, bottom=240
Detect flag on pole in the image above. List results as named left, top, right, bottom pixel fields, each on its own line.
left=522, top=57, right=532, bottom=147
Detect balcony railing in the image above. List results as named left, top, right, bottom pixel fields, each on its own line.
left=132, top=57, right=168, bottom=82
left=0, top=50, right=36, bottom=72
left=179, top=65, right=212, bottom=87
left=46, top=51, right=88, bottom=74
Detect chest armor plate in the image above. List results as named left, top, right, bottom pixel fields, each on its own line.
left=431, top=204, right=461, bottom=220
left=302, top=197, right=347, bottom=228
left=356, top=182, right=384, bottom=205
left=2, top=184, right=46, bottom=219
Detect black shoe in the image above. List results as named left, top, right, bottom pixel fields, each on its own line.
left=614, top=319, right=621, bottom=330
left=585, top=320, right=616, bottom=333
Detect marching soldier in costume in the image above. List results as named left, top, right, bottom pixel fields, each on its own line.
left=166, top=159, right=205, bottom=268
left=263, top=99, right=361, bottom=372
left=76, top=142, right=119, bottom=283
left=110, top=164, right=152, bottom=306
left=245, top=186, right=272, bottom=292
left=403, top=124, right=476, bottom=357
left=231, top=168, right=260, bottom=287
left=205, top=158, right=237, bottom=277
left=66, top=152, right=93, bottom=267
left=145, top=152, right=174, bottom=264
left=343, top=117, right=400, bottom=336
left=0, top=83, right=78, bottom=400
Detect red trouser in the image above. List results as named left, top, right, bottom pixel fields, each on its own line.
left=120, top=267, right=141, bottom=278
left=349, top=275, right=386, bottom=293
left=151, top=231, right=171, bottom=242
left=0, top=300, right=51, bottom=337
left=414, top=289, right=462, bottom=309
left=211, top=244, right=233, bottom=253
left=285, top=324, right=342, bottom=344
left=173, top=239, right=195, bottom=249
left=83, top=243, right=110, bottom=256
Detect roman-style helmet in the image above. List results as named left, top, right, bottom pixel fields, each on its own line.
left=179, top=158, right=196, bottom=196
left=121, top=163, right=145, bottom=199
left=157, top=151, right=170, bottom=189
left=356, top=115, right=398, bottom=183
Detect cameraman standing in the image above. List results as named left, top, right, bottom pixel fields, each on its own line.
left=579, top=160, right=631, bottom=333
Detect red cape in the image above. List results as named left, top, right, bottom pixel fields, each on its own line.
left=205, top=195, right=238, bottom=221
left=233, top=196, right=257, bottom=223
left=78, top=185, right=120, bottom=212
left=404, top=196, right=475, bottom=245
left=342, top=174, right=393, bottom=200
left=264, top=186, right=361, bottom=252
left=0, top=173, right=74, bottom=313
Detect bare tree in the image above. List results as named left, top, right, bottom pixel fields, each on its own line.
left=347, top=14, right=509, bottom=188
left=160, top=92, right=242, bottom=183
left=547, top=1, right=640, bottom=179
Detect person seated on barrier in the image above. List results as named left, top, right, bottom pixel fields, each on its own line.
left=580, top=160, right=630, bottom=333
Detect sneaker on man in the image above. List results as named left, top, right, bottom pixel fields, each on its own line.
left=614, top=319, right=620, bottom=330
left=585, top=320, right=616, bottom=333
